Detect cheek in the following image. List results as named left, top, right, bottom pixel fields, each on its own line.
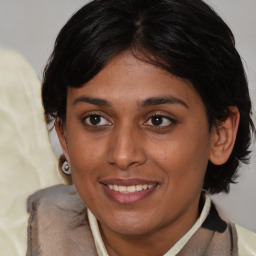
left=68, top=137, right=106, bottom=205
left=148, top=124, right=211, bottom=185
left=66, top=127, right=107, bottom=183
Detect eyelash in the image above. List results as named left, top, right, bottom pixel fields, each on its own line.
left=81, top=113, right=177, bottom=129
left=82, top=113, right=112, bottom=127
left=144, top=114, right=177, bottom=129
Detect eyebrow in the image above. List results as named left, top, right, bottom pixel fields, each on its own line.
left=141, top=96, right=189, bottom=108
left=72, top=96, right=111, bottom=107
left=72, top=95, right=188, bottom=109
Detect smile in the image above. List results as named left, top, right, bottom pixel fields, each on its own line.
left=101, top=180, right=158, bottom=204
left=106, top=184, right=155, bottom=193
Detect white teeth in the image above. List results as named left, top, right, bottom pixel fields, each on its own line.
left=136, top=185, right=143, bottom=191
left=107, top=184, right=155, bottom=193
left=127, top=185, right=136, bottom=193
left=118, top=186, right=127, bottom=193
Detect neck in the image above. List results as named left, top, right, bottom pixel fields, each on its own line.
left=99, top=195, right=203, bottom=256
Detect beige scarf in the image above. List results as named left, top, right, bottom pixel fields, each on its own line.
left=26, top=185, right=240, bottom=256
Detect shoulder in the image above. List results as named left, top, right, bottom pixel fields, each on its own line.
left=27, top=184, right=84, bottom=213
left=235, top=224, right=256, bottom=256
left=27, top=185, right=98, bottom=256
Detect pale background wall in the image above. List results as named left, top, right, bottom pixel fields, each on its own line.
left=0, top=0, right=255, bottom=233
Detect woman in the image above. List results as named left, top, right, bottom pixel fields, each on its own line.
left=27, top=0, right=256, bottom=255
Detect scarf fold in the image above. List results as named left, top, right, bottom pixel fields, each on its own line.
left=26, top=185, right=241, bottom=256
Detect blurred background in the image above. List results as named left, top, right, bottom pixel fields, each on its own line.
left=0, top=0, right=255, bottom=255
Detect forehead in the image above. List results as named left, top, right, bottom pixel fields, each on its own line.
left=67, top=52, right=202, bottom=110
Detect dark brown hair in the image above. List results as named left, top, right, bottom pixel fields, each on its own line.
left=42, top=0, right=255, bottom=194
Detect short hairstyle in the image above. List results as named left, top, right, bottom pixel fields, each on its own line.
left=42, top=0, right=255, bottom=194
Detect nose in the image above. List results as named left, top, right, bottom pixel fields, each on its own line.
left=107, top=124, right=147, bottom=170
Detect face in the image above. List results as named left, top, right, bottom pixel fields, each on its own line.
left=58, top=53, right=216, bottom=238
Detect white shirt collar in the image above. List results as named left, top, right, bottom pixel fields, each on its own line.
left=88, top=194, right=211, bottom=256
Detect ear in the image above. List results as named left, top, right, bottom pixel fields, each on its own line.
left=55, top=118, right=70, bottom=163
left=209, top=107, right=240, bottom=165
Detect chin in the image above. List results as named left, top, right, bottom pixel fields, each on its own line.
left=109, top=222, right=156, bottom=237
left=100, top=208, right=160, bottom=237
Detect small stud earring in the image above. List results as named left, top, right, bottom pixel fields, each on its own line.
left=62, top=161, right=71, bottom=175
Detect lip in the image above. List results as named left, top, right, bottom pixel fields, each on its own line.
left=100, top=178, right=158, bottom=186
left=100, top=178, right=159, bottom=204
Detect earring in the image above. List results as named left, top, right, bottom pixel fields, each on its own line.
left=62, top=161, right=71, bottom=175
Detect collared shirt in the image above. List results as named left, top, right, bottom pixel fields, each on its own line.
left=87, top=194, right=211, bottom=256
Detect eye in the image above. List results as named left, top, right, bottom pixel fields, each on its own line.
left=145, top=115, right=175, bottom=127
left=83, top=114, right=111, bottom=126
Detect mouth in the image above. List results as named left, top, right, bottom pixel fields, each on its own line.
left=100, top=179, right=158, bottom=204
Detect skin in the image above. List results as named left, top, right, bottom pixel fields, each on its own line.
left=56, top=52, right=239, bottom=256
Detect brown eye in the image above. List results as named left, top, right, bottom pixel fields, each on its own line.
left=146, top=115, right=175, bottom=127
left=151, top=115, right=164, bottom=126
left=84, top=114, right=111, bottom=126
left=89, top=115, right=102, bottom=125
